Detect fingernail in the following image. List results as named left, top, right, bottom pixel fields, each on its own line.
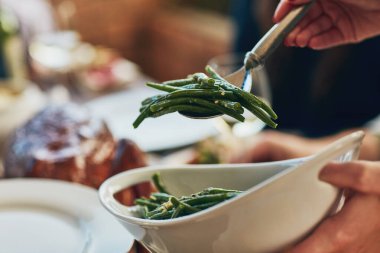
left=319, top=162, right=339, bottom=180
left=296, top=36, right=307, bottom=48
left=273, top=7, right=281, bottom=23
left=273, top=1, right=285, bottom=23
left=319, top=168, right=329, bottom=180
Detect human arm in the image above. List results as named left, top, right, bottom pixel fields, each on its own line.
left=232, top=129, right=380, bottom=163
left=274, top=0, right=380, bottom=49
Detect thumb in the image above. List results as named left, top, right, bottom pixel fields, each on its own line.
left=319, top=161, right=380, bottom=195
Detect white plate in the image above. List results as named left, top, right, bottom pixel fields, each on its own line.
left=0, top=179, right=134, bottom=253
left=86, top=86, right=219, bottom=152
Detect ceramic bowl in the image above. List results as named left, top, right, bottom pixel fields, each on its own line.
left=99, top=131, right=364, bottom=253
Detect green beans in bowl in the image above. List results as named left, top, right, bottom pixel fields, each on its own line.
left=134, top=173, right=242, bottom=220
left=99, top=132, right=363, bottom=253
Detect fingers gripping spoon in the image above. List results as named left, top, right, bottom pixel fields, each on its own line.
left=181, top=0, right=316, bottom=119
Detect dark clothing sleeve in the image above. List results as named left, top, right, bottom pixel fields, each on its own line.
left=231, top=0, right=380, bottom=137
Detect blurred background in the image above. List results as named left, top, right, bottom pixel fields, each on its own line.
left=28, top=0, right=232, bottom=81
left=2, top=0, right=380, bottom=168
left=0, top=0, right=237, bottom=167
left=0, top=3, right=236, bottom=251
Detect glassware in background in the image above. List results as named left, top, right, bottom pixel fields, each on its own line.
left=0, top=5, right=28, bottom=94
left=208, top=53, right=272, bottom=137
left=29, top=30, right=141, bottom=100
left=0, top=4, right=45, bottom=159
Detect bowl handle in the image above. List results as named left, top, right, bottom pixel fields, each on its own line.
left=99, top=167, right=156, bottom=218
left=310, top=130, right=364, bottom=164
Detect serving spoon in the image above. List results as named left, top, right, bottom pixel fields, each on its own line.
left=181, top=0, right=316, bottom=119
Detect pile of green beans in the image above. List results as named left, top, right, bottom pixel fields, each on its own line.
left=133, top=65, right=278, bottom=128
left=134, top=173, right=242, bottom=220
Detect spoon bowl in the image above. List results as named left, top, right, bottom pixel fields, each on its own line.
left=180, top=0, right=315, bottom=120
left=99, top=131, right=364, bottom=253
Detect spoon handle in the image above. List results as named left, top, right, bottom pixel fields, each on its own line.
left=245, top=0, right=316, bottom=69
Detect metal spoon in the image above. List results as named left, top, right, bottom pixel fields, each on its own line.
left=181, top=0, right=316, bottom=119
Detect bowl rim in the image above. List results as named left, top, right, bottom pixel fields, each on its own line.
left=99, top=131, right=364, bottom=227
left=99, top=158, right=307, bottom=226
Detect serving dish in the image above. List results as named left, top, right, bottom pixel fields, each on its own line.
left=0, top=179, right=134, bottom=253
left=99, top=131, right=364, bottom=253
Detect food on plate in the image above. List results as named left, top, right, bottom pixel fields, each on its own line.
left=191, top=137, right=236, bottom=164
left=78, top=47, right=140, bottom=92
left=3, top=103, right=147, bottom=196
left=133, top=65, right=278, bottom=128
left=134, top=173, right=242, bottom=220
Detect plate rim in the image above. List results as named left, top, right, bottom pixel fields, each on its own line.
left=0, top=178, right=134, bottom=253
left=85, top=86, right=219, bottom=152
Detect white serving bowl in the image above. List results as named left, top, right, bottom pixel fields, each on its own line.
left=99, top=131, right=364, bottom=253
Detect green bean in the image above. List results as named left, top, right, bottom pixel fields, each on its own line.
left=240, top=100, right=278, bottom=128
left=133, top=106, right=152, bottom=128
left=143, top=206, right=150, bottom=218
left=151, top=105, right=215, bottom=118
left=242, top=92, right=277, bottom=119
left=188, top=98, right=245, bottom=122
left=142, top=89, right=236, bottom=101
left=206, top=65, right=278, bottom=120
left=141, top=94, right=164, bottom=106
left=139, top=105, right=147, bottom=113
left=171, top=205, right=184, bottom=219
left=205, top=65, right=224, bottom=80
left=166, top=89, right=236, bottom=100
left=181, top=83, right=221, bottom=90
left=146, top=82, right=184, bottom=92
left=150, top=192, right=172, bottom=203
left=148, top=82, right=221, bottom=92
left=146, top=207, right=165, bottom=218
left=134, top=174, right=244, bottom=220
left=216, top=100, right=244, bottom=114
left=150, top=97, right=245, bottom=122
left=147, top=199, right=176, bottom=219
left=149, top=209, right=174, bottom=220
left=240, top=92, right=277, bottom=120
left=135, top=89, right=238, bottom=128
left=149, top=98, right=197, bottom=112
left=222, top=82, right=263, bottom=107
left=162, top=78, right=194, bottom=86
left=135, top=104, right=214, bottom=128
left=137, top=89, right=238, bottom=125
left=134, top=198, right=160, bottom=210
left=170, top=197, right=200, bottom=213
left=192, top=73, right=215, bottom=85
left=219, top=83, right=277, bottom=122
left=135, top=66, right=278, bottom=129
left=152, top=173, right=170, bottom=194
left=183, top=192, right=239, bottom=206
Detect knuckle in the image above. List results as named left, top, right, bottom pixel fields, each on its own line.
left=258, top=132, right=277, bottom=146
left=261, top=130, right=276, bottom=139
left=333, top=227, right=357, bottom=250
